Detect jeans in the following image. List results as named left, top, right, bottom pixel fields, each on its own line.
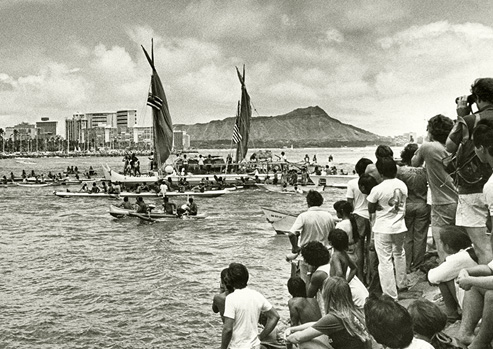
left=404, top=202, right=430, bottom=270
left=374, top=232, right=407, bottom=300
left=354, top=214, right=371, bottom=285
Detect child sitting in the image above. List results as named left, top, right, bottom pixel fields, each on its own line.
left=365, top=294, right=434, bottom=349
left=328, top=228, right=357, bottom=283
left=427, top=226, right=478, bottom=322
left=287, top=276, right=322, bottom=326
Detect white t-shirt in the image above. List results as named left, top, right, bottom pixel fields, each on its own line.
left=316, top=264, right=368, bottom=310
left=346, top=178, right=369, bottom=219
left=224, top=287, right=272, bottom=349
left=335, top=219, right=354, bottom=244
left=290, top=207, right=335, bottom=248
left=367, top=178, right=408, bottom=234
left=484, top=175, right=493, bottom=216
left=428, top=248, right=478, bottom=308
left=159, top=183, right=168, bottom=196
left=405, top=337, right=434, bottom=349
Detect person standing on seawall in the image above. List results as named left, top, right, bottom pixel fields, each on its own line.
left=367, top=157, right=408, bottom=301
left=397, top=143, right=430, bottom=272
left=446, top=78, right=493, bottom=265
left=412, top=114, right=457, bottom=263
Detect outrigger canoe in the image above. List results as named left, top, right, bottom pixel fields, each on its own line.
left=54, top=189, right=231, bottom=198
left=16, top=182, right=52, bottom=188
left=108, top=205, right=205, bottom=221
left=255, top=183, right=324, bottom=193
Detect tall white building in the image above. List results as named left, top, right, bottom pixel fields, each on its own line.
left=116, top=110, right=137, bottom=131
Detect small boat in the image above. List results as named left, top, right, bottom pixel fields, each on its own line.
left=108, top=205, right=205, bottom=221
left=261, top=207, right=298, bottom=235
left=255, top=183, right=324, bottom=193
left=54, top=191, right=120, bottom=198
left=308, top=174, right=357, bottom=189
left=16, top=182, right=52, bottom=188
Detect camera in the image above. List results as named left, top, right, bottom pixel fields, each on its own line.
left=455, top=94, right=476, bottom=105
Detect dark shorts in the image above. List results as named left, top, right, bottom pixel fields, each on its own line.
left=431, top=203, right=457, bottom=227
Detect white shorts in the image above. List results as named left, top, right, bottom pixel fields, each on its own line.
left=456, top=193, right=488, bottom=227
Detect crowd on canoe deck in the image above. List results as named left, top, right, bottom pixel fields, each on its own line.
left=214, top=78, right=493, bottom=349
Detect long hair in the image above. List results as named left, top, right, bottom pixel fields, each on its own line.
left=322, top=277, right=369, bottom=343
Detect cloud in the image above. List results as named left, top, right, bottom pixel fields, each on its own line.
left=0, top=62, right=91, bottom=114
left=336, top=21, right=493, bottom=135
left=181, top=0, right=273, bottom=40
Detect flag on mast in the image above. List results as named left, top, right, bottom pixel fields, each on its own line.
left=232, top=101, right=242, bottom=144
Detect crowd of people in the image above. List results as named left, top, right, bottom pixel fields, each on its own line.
left=214, top=78, right=493, bottom=349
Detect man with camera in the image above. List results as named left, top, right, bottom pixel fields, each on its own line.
left=446, top=78, right=493, bottom=265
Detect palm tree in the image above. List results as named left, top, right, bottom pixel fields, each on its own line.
left=0, top=128, right=4, bottom=153
left=13, top=129, right=18, bottom=152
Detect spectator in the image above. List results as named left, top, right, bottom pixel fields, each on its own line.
left=221, top=263, right=280, bottom=349
left=427, top=226, right=477, bottom=322
left=397, top=143, right=430, bottom=272
left=412, top=114, right=457, bottom=263
left=446, top=78, right=493, bottom=264
left=367, top=157, right=408, bottom=300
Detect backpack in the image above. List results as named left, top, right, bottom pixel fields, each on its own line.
left=443, top=113, right=492, bottom=189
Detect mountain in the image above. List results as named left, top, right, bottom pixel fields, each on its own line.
left=174, top=106, right=389, bottom=148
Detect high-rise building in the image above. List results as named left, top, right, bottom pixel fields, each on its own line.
left=133, top=126, right=153, bottom=145
left=10, top=122, right=36, bottom=140
left=116, top=110, right=137, bottom=131
left=36, top=117, right=57, bottom=139
left=66, top=113, right=88, bottom=148
left=173, top=130, right=184, bottom=151
left=85, top=112, right=116, bottom=128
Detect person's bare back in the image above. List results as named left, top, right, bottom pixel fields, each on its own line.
left=330, top=250, right=356, bottom=283
left=288, top=297, right=322, bottom=326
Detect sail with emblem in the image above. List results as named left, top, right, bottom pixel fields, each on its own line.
left=142, top=41, right=173, bottom=169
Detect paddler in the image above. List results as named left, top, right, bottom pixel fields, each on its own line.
left=162, top=196, right=177, bottom=214
left=177, top=197, right=198, bottom=217
left=135, top=196, right=148, bottom=213
left=118, top=196, right=133, bottom=210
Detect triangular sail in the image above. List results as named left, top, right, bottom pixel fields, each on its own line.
left=235, top=65, right=251, bottom=162
left=142, top=41, right=173, bottom=169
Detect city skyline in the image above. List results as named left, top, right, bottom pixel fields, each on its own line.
left=1, top=0, right=493, bottom=137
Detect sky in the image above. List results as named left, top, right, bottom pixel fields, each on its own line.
left=1, top=0, right=493, bottom=137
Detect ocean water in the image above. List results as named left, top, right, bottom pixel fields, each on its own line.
left=0, top=147, right=384, bottom=348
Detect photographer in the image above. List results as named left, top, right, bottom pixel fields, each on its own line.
left=445, top=78, right=493, bottom=265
